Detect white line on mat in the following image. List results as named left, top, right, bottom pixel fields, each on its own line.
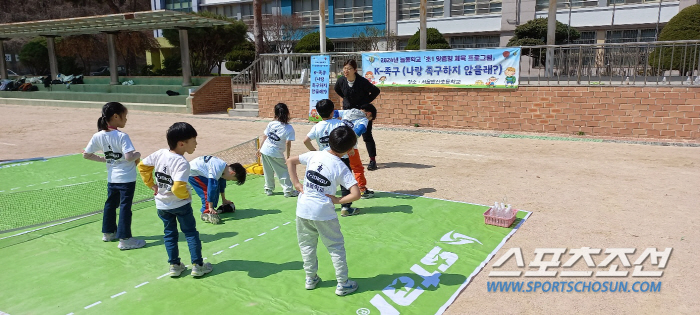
left=66, top=313, right=74, bottom=315
left=213, top=250, right=223, bottom=256
left=244, top=238, right=254, bottom=242
left=68, top=177, right=77, bottom=179
left=10, top=187, right=19, bottom=190
left=229, top=244, right=239, bottom=248
left=134, top=282, right=149, bottom=288
left=0, top=191, right=4, bottom=193
left=84, top=301, right=101, bottom=309
left=271, top=226, right=279, bottom=230
left=93, top=172, right=101, bottom=175
left=258, top=232, right=266, bottom=236
left=111, top=291, right=126, bottom=298
left=283, top=222, right=291, bottom=225
left=41, top=181, right=50, bottom=184
left=157, top=273, right=170, bottom=279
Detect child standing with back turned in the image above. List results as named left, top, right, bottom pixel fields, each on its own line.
left=257, top=103, right=298, bottom=197
left=287, top=125, right=362, bottom=296
left=83, top=102, right=145, bottom=250
left=138, top=122, right=213, bottom=277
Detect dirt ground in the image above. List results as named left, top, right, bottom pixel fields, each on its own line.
left=1, top=104, right=698, bottom=314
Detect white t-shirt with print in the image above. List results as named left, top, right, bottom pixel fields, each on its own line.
left=141, top=149, right=192, bottom=210
left=296, top=150, right=358, bottom=221
left=189, top=155, right=227, bottom=179
left=260, top=121, right=295, bottom=158
left=84, top=130, right=137, bottom=183
left=306, top=118, right=344, bottom=152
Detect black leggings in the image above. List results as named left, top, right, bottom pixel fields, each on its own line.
left=340, top=157, right=353, bottom=208
left=362, top=120, right=376, bottom=158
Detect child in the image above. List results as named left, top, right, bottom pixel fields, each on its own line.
left=137, top=122, right=213, bottom=277
left=257, top=103, right=297, bottom=197
left=287, top=125, right=362, bottom=296
left=83, top=102, right=145, bottom=250
left=189, top=155, right=247, bottom=224
left=303, top=99, right=358, bottom=216
left=335, top=103, right=377, bottom=200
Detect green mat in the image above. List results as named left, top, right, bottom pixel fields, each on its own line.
left=0, top=154, right=106, bottom=192
left=0, top=175, right=529, bottom=315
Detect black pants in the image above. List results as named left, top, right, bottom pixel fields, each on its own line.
left=362, top=120, right=376, bottom=158
left=340, top=157, right=353, bottom=208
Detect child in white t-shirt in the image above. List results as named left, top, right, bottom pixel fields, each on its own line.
left=287, top=125, right=362, bottom=296
left=189, top=156, right=247, bottom=224
left=83, top=102, right=145, bottom=250
left=137, top=122, right=213, bottom=278
left=257, top=103, right=297, bottom=197
left=335, top=103, right=377, bottom=200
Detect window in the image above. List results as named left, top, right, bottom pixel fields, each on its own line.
left=397, top=39, right=409, bottom=50
left=450, top=35, right=500, bottom=48
left=398, top=0, right=444, bottom=20
left=536, top=0, right=598, bottom=11
left=451, top=0, right=502, bottom=17
left=605, top=28, right=658, bottom=43
left=334, top=41, right=356, bottom=52
left=609, top=0, right=660, bottom=6
left=165, top=0, right=192, bottom=12
left=293, top=0, right=329, bottom=26
left=334, top=0, right=373, bottom=24
left=573, top=31, right=597, bottom=44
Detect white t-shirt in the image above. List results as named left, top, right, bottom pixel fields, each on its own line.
left=260, top=121, right=295, bottom=158
left=141, top=149, right=192, bottom=210
left=306, top=118, right=343, bottom=152
left=84, top=130, right=137, bottom=183
left=296, top=150, right=358, bottom=221
left=189, top=155, right=227, bottom=179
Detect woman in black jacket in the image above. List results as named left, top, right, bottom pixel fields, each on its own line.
left=334, top=59, right=381, bottom=170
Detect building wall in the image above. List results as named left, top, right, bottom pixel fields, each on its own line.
left=258, top=84, right=700, bottom=140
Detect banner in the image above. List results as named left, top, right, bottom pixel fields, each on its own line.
left=309, top=55, right=331, bottom=122
left=361, top=48, right=521, bottom=88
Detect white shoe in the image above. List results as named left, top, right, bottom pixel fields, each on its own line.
left=284, top=190, right=299, bottom=198
left=336, top=279, right=358, bottom=296
left=118, top=238, right=146, bottom=250
left=191, top=262, right=213, bottom=277
left=204, top=212, right=222, bottom=224
left=102, top=233, right=116, bottom=242
left=169, top=263, right=186, bottom=277
left=265, top=189, right=274, bottom=196
left=305, top=275, right=321, bottom=290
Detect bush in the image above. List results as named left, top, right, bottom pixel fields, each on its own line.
left=648, top=4, right=700, bottom=73
left=19, top=38, right=49, bottom=75
left=405, top=28, right=450, bottom=50
left=225, top=40, right=255, bottom=72
left=507, top=18, right=580, bottom=67
left=294, top=32, right=334, bottom=53
left=58, top=56, right=83, bottom=75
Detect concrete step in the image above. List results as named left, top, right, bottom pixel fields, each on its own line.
left=235, top=102, right=258, bottom=110
left=250, top=90, right=258, bottom=97
left=242, top=96, right=258, bottom=103
left=228, top=108, right=259, bottom=117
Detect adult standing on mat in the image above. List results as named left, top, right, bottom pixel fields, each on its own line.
left=334, top=59, right=381, bottom=170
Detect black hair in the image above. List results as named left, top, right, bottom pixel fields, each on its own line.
left=315, top=99, right=335, bottom=119
left=97, top=102, right=127, bottom=131
left=166, top=122, right=198, bottom=150
left=343, top=59, right=358, bottom=70
left=274, top=103, right=290, bottom=124
left=360, top=103, right=377, bottom=121
left=329, top=125, right=357, bottom=154
left=229, top=163, right=247, bottom=185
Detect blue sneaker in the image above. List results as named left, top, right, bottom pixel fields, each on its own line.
left=305, top=275, right=321, bottom=290
left=335, top=279, right=358, bottom=296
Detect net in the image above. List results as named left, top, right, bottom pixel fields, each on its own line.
left=0, top=179, right=154, bottom=233
left=211, top=137, right=263, bottom=174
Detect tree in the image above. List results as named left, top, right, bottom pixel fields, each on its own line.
left=648, top=4, right=700, bottom=73
left=225, top=41, right=256, bottom=72
left=57, top=35, right=108, bottom=75
left=19, top=38, right=49, bottom=75
left=352, top=26, right=399, bottom=52
left=262, top=13, right=310, bottom=54
left=253, top=0, right=264, bottom=56
left=162, top=11, right=248, bottom=76
left=405, top=28, right=450, bottom=50
left=506, top=18, right=580, bottom=67
left=294, top=32, right=335, bottom=53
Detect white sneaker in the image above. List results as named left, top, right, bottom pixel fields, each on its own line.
left=284, top=190, right=299, bottom=198
left=191, top=262, right=213, bottom=277
left=118, top=238, right=146, bottom=250
left=305, top=275, right=321, bottom=290
left=336, top=279, right=358, bottom=296
left=265, top=189, right=274, bottom=196
left=204, top=212, right=222, bottom=224
left=169, top=263, right=186, bottom=277
left=102, top=233, right=116, bottom=242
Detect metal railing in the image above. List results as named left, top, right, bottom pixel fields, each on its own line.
left=232, top=40, right=700, bottom=97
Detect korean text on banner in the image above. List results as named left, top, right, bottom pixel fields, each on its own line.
left=361, top=48, right=521, bottom=88
left=309, top=55, right=331, bottom=122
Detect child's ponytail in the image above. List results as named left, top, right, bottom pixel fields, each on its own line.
left=97, top=102, right=128, bottom=131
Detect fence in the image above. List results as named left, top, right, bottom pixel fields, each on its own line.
left=230, top=40, right=700, bottom=105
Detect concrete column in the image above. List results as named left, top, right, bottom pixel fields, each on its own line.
left=179, top=28, right=192, bottom=86
left=420, top=0, right=427, bottom=50
left=0, top=39, right=7, bottom=80
left=106, top=32, right=119, bottom=85
left=679, top=0, right=697, bottom=11
left=444, top=0, right=451, bottom=18
left=597, top=0, right=607, bottom=7
left=519, top=0, right=537, bottom=25
left=545, top=0, right=557, bottom=77
left=45, top=36, right=59, bottom=81
left=320, top=0, right=327, bottom=53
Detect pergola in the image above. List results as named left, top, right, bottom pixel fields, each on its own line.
left=0, top=10, right=230, bottom=86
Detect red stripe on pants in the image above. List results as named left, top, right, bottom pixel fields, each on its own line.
left=348, top=148, right=366, bottom=191
left=193, top=176, right=210, bottom=213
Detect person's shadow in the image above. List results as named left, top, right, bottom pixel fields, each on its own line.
left=362, top=204, right=414, bottom=215
left=392, top=188, right=437, bottom=196
left=314, top=272, right=467, bottom=293
left=381, top=162, right=435, bottom=169
left=222, top=208, right=282, bottom=222
left=141, top=231, right=239, bottom=247
left=212, top=259, right=303, bottom=278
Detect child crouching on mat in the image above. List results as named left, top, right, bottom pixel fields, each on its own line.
left=189, top=155, right=246, bottom=224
